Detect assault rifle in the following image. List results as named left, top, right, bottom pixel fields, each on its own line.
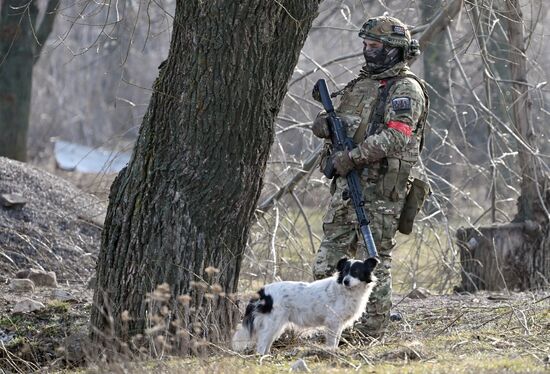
left=313, top=79, right=379, bottom=260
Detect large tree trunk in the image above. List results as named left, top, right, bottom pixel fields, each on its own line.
left=90, top=0, right=320, bottom=353
left=504, top=0, right=549, bottom=288
left=458, top=0, right=549, bottom=291
left=505, top=1, right=544, bottom=224
left=0, top=0, right=59, bottom=161
left=419, top=0, right=455, bottom=213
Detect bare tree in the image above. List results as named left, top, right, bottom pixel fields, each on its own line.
left=420, top=0, right=455, bottom=208
left=457, top=0, right=549, bottom=291
left=246, top=0, right=550, bottom=293
left=0, top=0, right=60, bottom=161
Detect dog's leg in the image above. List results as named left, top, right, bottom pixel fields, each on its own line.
left=232, top=324, right=253, bottom=352
left=255, top=320, right=287, bottom=355
left=325, top=324, right=344, bottom=350
left=255, top=328, right=276, bottom=355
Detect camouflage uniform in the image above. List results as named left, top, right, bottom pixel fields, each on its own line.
left=312, top=17, right=429, bottom=337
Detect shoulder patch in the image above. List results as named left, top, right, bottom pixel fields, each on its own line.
left=391, top=97, right=411, bottom=112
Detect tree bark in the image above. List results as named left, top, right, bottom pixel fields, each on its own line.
left=419, top=0, right=456, bottom=213
left=503, top=0, right=549, bottom=288
left=457, top=222, right=540, bottom=291
left=504, top=0, right=545, bottom=224
left=90, top=0, right=320, bottom=353
left=0, top=0, right=59, bottom=161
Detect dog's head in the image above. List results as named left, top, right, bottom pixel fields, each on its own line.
left=336, top=257, right=378, bottom=288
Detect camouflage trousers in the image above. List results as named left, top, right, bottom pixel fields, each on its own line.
left=313, top=174, right=406, bottom=337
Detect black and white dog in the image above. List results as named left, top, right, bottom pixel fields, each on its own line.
left=232, top=257, right=378, bottom=355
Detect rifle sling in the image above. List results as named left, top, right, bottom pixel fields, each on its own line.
left=352, top=77, right=399, bottom=144
left=352, top=74, right=429, bottom=153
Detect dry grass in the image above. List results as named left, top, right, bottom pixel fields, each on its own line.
left=0, top=140, right=542, bottom=373
left=5, top=288, right=547, bottom=373
left=74, top=291, right=549, bottom=373
left=14, top=169, right=543, bottom=373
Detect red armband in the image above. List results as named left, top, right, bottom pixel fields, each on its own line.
left=387, top=121, right=412, bottom=137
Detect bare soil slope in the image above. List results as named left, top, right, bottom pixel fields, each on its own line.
left=0, top=157, right=105, bottom=282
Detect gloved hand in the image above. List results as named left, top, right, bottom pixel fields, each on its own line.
left=332, top=151, right=356, bottom=177
left=311, top=113, right=331, bottom=139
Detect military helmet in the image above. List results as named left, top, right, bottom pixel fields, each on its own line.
left=359, top=16, right=417, bottom=53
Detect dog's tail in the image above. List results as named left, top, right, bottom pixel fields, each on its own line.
left=232, top=288, right=273, bottom=352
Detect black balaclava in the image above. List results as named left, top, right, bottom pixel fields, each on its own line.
left=363, top=44, right=403, bottom=74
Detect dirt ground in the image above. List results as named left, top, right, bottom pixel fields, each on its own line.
left=0, top=157, right=548, bottom=373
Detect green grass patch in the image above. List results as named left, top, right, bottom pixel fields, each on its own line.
left=47, top=300, right=71, bottom=314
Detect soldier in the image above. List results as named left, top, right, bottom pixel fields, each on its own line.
left=311, top=16, right=430, bottom=338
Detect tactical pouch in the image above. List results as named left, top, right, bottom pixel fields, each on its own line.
left=376, top=158, right=412, bottom=202
left=398, top=177, right=430, bottom=235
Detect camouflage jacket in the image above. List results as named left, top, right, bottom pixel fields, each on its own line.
left=332, top=62, right=429, bottom=167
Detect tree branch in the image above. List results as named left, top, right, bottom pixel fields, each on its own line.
left=34, top=0, right=60, bottom=64
left=259, top=0, right=465, bottom=212
left=411, top=0, right=464, bottom=64
left=257, top=143, right=323, bottom=213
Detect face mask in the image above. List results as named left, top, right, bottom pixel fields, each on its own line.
left=363, top=45, right=402, bottom=74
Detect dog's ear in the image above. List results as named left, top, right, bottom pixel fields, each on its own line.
left=336, top=257, right=348, bottom=272
left=364, top=257, right=379, bottom=272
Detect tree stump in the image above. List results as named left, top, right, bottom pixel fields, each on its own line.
left=457, top=221, right=549, bottom=292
